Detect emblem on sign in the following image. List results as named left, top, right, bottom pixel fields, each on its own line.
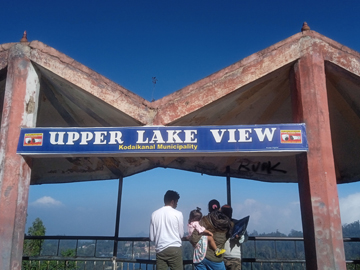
left=280, top=130, right=302, bottom=143
left=23, top=133, right=43, bottom=146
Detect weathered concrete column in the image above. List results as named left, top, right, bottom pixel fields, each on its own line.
left=291, top=49, right=346, bottom=269
left=0, top=44, right=40, bottom=270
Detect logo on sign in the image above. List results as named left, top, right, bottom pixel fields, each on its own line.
left=280, top=130, right=302, bottom=144
left=24, top=133, right=43, bottom=146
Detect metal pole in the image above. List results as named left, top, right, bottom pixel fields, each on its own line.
left=112, top=256, right=117, bottom=270
left=113, top=177, right=124, bottom=258
left=226, top=166, right=231, bottom=206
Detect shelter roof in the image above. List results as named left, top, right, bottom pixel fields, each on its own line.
left=1, top=28, right=360, bottom=184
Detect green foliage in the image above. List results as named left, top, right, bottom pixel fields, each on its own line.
left=258, top=230, right=286, bottom=237
left=22, top=249, right=79, bottom=270
left=343, top=220, right=360, bottom=268
left=27, top=218, right=46, bottom=237
left=182, top=241, right=194, bottom=260
left=288, top=229, right=303, bottom=237
left=23, top=218, right=46, bottom=256
left=343, top=220, right=360, bottom=237
left=22, top=218, right=46, bottom=269
left=242, top=221, right=360, bottom=269
left=55, top=249, right=78, bottom=269
left=249, top=230, right=258, bottom=236
left=22, top=218, right=78, bottom=269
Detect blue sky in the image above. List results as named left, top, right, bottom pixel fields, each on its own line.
left=2, top=0, right=360, bottom=236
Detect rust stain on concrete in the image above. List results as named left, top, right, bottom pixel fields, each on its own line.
left=25, top=96, right=35, bottom=113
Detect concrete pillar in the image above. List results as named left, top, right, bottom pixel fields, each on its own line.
left=291, top=50, right=346, bottom=269
left=0, top=44, right=40, bottom=270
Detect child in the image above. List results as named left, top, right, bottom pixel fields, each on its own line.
left=188, top=207, right=226, bottom=262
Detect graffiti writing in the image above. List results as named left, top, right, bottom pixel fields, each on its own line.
left=238, top=160, right=287, bottom=174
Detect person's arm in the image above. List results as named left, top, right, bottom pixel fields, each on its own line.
left=202, top=229, right=213, bottom=236
left=149, top=215, right=155, bottom=242
left=178, top=212, right=184, bottom=238
left=238, top=234, right=245, bottom=244
left=189, top=229, right=202, bottom=247
left=194, top=222, right=213, bottom=236
left=241, top=231, right=249, bottom=243
left=234, top=230, right=248, bottom=244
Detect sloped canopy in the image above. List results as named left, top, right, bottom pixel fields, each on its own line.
left=1, top=30, right=359, bottom=185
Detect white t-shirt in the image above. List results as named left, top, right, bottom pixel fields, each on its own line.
left=224, top=234, right=246, bottom=259
left=150, top=206, right=184, bottom=253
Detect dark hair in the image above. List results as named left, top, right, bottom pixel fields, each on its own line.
left=164, top=190, right=180, bottom=204
left=221, top=205, right=233, bottom=219
left=188, top=207, right=202, bottom=224
left=208, top=199, right=220, bottom=213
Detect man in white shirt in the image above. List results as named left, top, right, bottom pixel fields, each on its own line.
left=150, top=190, right=184, bottom=270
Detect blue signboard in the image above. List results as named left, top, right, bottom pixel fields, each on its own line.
left=16, top=124, right=308, bottom=156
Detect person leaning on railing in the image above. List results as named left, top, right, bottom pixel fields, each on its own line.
left=150, top=190, right=184, bottom=270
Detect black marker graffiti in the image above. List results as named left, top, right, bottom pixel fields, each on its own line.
left=238, top=160, right=287, bottom=174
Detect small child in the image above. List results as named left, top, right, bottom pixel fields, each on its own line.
left=188, top=207, right=226, bottom=259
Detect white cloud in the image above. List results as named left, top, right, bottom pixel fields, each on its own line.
left=30, top=196, right=63, bottom=207
left=340, top=193, right=360, bottom=225
left=244, top=199, right=257, bottom=206
left=228, top=192, right=360, bottom=235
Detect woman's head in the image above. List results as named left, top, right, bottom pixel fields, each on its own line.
left=208, top=199, right=220, bottom=213
left=221, top=204, right=233, bottom=219
left=188, top=207, right=203, bottom=224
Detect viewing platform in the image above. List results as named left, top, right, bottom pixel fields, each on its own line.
left=22, top=235, right=360, bottom=269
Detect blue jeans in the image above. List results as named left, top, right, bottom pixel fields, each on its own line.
left=194, top=258, right=226, bottom=270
